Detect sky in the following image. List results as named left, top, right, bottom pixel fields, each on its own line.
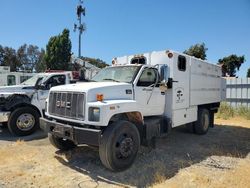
left=0, top=0, right=249, bottom=77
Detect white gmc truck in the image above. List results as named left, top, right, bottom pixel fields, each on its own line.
left=40, top=50, right=226, bottom=171
left=0, top=71, right=76, bottom=136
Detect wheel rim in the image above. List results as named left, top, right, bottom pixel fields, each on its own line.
left=115, top=133, right=134, bottom=159
left=203, top=113, right=209, bottom=130
left=16, top=113, right=35, bottom=131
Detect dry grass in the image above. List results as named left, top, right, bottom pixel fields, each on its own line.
left=0, top=116, right=249, bottom=188
left=153, top=156, right=250, bottom=188
left=216, top=102, right=250, bottom=120
left=152, top=116, right=250, bottom=188
left=14, top=139, right=24, bottom=146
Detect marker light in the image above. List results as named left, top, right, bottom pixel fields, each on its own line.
left=166, top=50, right=174, bottom=58
left=96, top=94, right=104, bottom=102
left=112, top=58, right=117, bottom=65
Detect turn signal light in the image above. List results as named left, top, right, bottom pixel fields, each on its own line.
left=96, top=94, right=104, bottom=102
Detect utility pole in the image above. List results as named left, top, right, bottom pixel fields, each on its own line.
left=74, top=0, right=86, bottom=59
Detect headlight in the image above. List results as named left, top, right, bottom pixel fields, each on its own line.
left=89, top=107, right=100, bottom=122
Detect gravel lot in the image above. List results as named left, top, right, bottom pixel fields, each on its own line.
left=0, top=117, right=249, bottom=188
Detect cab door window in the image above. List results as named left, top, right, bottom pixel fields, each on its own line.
left=45, top=75, right=66, bottom=89
left=7, top=75, right=16, bottom=86
left=137, top=68, right=158, bottom=87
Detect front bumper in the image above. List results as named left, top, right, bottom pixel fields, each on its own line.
left=0, top=111, right=10, bottom=123
left=40, top=118, right=102, bottom=146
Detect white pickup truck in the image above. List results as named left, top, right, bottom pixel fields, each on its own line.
left=40, top=50, right=226, bottom=171
left=0, top=71, right=76, bottom=136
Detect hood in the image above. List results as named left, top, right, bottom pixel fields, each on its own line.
left=50, top=82, right=134, bottom=101
left=0, top=85, right=35, bottom=98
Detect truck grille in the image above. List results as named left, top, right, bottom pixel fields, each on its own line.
left=48, top=92, right=85, bottom=120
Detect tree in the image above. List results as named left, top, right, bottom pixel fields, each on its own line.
left=17, top=44, right=29, bottom=71
left=247, top=68, right=250, bottom=77
left=0, top=45, right=19, bottom=71
left=35, top=48, right=46, bottom=72
left=0, top=45, right=4, bottom=64
left=1, top=44, right=45, bottom=72
left=17, top=44, right=45, bottom=72
left=183, top=43, right=208, bottom=60
left=44, top=29, right=72, bottom=70
left=217, top=55, right=245, bottom=77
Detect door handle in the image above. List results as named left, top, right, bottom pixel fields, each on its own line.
left=142, top=88, right=152, bottom=91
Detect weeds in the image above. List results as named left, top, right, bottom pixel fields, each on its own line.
left=216, top=102, right=250, bottom=120
left=236, top=106, right=250, bottom=120
left=216, top=102, right=235, bottom=119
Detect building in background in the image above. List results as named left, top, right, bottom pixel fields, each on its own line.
left=0, top=66, right=36, bottom=86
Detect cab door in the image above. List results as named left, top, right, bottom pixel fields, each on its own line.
left=134, top=67, right=165, bottom=116
left=37, top=75, right=66, bottom=110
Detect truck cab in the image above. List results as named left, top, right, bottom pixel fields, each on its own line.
left=40, top=50, right=225, bottom=171
left=0, top=71, right=76, bottom=136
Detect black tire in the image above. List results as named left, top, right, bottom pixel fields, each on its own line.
left=194, top=108, right=210, bottom=135
left=99, top=120, right=140, bottom=171
left=48, top=133, right=76, bottom=150
left=1, top=122, right=8, bottom=128
left=8, top=106, right=40, bottom=136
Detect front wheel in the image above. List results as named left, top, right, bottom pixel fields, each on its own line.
left=8, top=107, right=40, bottom=136
left=99, top=120, right=140, bottom=171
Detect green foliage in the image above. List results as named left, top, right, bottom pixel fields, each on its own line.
left=216, top=102, right=250, bottom=120
left=0, top=44, right=45, bottom=72
left=247, top=68, right=250, bottom=77
left=216, top=102, right=235, bottom=119
left=80, top=57, right=108, bottom=68
left=17, top=44, right=45, bottom=72
left=217, top=55, right=245, bottom=77
left=183, top=43, right=208, bottom=60
left=35, top=48, right=46, bottom=72
left=236, top=106, right=250, bottom=120
left=0, top=45, right=19, bottom=71
left=44, top=29, right=72, bottom=70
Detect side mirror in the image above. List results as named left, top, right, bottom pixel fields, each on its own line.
left=36, top=84, right=46, bottom=90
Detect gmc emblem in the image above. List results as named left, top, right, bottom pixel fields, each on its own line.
left=56, top=101, right=71, bottom=109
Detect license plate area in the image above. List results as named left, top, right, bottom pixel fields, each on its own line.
left=52, top=124, right=74, bottom=140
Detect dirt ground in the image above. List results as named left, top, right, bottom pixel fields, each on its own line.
left=0, top=117, right=249, bottom=188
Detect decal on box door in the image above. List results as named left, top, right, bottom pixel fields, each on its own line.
left=175, top=88, right=184, bottom=103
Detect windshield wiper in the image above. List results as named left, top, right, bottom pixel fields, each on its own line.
left=103, top=78, right=120, bottom=82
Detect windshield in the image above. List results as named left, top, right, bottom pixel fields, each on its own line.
left=21, top=74, right=47, bottom=86
left=91, top=66, right=141, bottom=83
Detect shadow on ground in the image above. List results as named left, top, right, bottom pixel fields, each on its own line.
left=55, top=123, right=250, bottom=187
left=0, top=125, right=47, bottom=142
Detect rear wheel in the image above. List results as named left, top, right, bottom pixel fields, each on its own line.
left=194, top=108, right=210, bottom=135
left=8, top=107, right=40, bottom=136
left=99, top=120, right=140, bottom=171
left=48, top=133, right=76, bottom=150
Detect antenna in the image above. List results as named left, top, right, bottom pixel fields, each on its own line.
left=74, top=0, right=86, bottom=60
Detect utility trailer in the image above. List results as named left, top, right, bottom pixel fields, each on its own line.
left=40, top=50, right=226, bottom=171
left=0, top=66, right=36, bottom=86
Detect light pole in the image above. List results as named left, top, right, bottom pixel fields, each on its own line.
left=74, top=0, right=86, bottom=61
